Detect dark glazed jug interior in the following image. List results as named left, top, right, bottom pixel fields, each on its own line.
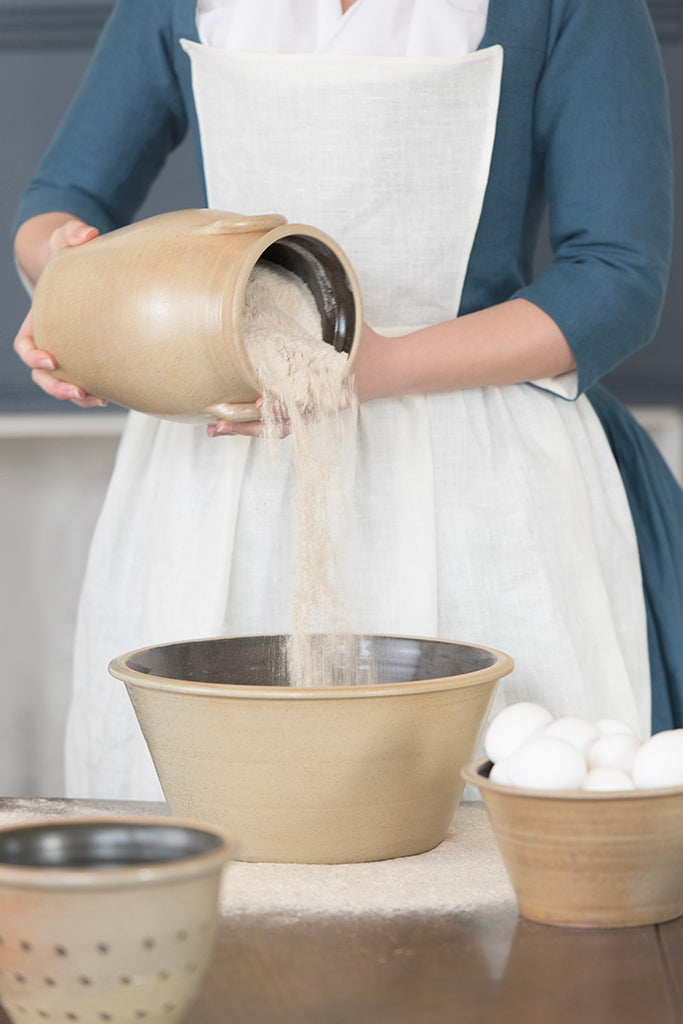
left=259, top=236, right=357, bottom=356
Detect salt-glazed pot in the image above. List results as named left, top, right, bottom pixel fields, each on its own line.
left=31, top=209, right=362, bottom=422
left=109, top=634, right=514, bottom=864
left=462, top=758, right=683, bottom=928
left=0, top=816, right=232, bottom=1023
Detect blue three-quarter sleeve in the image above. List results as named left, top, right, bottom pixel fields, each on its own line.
left=514, top=0, right=674, bottom=395
left=13, top=0, right=190, bottom=237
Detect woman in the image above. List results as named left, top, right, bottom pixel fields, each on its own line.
left=13, top=0, right=681, bottom=800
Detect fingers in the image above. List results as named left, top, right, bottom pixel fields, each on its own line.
left=30, top=367, right=85, bottom=402
left=69, top=394, right=109, bottom=409
left=28, top=367, right=107, bottom=407
left=49, top=219, right=99, bottom=255
left=208, top=419, right=266, bottom=438
left=208, top=416, right=291, bottom=439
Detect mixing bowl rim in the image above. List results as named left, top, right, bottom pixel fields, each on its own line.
left=462, top=756, right=683, bottom=801
left=108, top=634, right=514, bottom=700
left=0, top=815, right=233, bottom=891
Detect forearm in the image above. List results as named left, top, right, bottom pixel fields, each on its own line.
left=355, top=298, right=576, bottom=403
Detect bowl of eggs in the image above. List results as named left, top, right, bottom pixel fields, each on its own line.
left=462, top=702, right=683, bottom=928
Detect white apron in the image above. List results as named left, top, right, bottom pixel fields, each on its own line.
left=66, top=0, right=651, bottom=801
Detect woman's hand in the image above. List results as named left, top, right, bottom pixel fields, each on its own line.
left=13, top=217, right=107, bottom=407
left=209, top=399, right=268, bottom=439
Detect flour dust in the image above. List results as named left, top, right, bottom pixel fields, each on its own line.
left=241, top=259, right=373, bottom=687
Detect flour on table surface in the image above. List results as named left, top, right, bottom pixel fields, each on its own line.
left=0, top=800, right=515, bottom=918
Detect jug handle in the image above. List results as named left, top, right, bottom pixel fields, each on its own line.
left=197, top=212, right=287, bottom=236
left=206, top=401, right=262, bottom=422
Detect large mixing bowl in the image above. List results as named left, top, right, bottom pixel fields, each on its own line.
left=109, top=634, right=513, bottom=864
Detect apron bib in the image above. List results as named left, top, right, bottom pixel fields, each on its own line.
left=66, top=6, right=650, bottom=801
left=181, top=39, right=503, bottom=331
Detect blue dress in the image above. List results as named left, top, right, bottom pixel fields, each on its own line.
left=14, top=0, right=682, bottom=731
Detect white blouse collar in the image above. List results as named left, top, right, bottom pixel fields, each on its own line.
left=195, top=0, right=489, bottom=57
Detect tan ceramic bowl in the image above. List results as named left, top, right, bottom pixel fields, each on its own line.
left=462, top=758, right=683, bottom=928
left=0, top=816, right=231, bottom=1024
left=109, top=635, right=513, bottom=864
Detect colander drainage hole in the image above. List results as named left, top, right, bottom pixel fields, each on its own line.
left=55, top=946, right=68, bottom=958
left=96, top=944, right=110, bottom=955
left=20, top=941, right=32, bottom=952
left=45, top=977, right=57, bottom=986
left=78, top=976, right=93, bottom=987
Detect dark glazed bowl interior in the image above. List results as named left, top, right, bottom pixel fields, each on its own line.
left=125, top=634, right=499, bottom=689
left=0, top=822, right=224, bottom=869
left=260, top=235, right=357, bottom=356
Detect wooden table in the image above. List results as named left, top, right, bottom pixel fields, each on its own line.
left=0, top=797, right=681, bottom=1023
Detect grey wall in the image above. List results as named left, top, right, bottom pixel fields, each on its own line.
left=1, top=1, right=681, bottom=412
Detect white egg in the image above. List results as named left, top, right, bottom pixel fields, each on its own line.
left=484, top=702, right=554, bottom=763
left=489, top=759, right=512, bottom=785
left=595, top=717, right=638, bottom=738
left=543, top=716, right=600, bottom=753
left=582, top=768, right=635, bottom=792
left=587, top=733, right=641, bottom=774
left=631, top=730, right=683, bottom=788
left=506, top=736, right=587, bottom=791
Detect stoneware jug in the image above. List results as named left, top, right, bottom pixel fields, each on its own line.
left=31, top=209, right=363, bottom=422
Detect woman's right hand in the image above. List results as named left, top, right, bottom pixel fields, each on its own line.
left=13, top=218, right=107, bottom=407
